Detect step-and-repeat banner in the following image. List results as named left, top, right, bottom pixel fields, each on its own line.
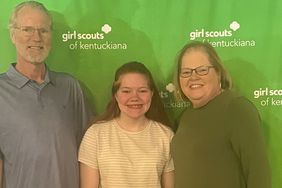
left=1, top=0, right=281, bottom=187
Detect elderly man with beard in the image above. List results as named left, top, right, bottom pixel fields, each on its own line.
left=0, top=1, right=93, bottom=188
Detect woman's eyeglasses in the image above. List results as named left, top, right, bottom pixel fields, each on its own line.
left=180, top=65, right=215, bottom=78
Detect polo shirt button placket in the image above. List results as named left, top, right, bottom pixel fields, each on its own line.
left=37, top=89, right=44, bottom=108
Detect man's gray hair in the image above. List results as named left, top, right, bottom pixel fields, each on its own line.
left=9, top=1, right=52, bottom=29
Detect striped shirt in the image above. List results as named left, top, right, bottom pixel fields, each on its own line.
left=79, top=119, right=174, bottom=188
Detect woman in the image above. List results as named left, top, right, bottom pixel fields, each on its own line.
left=171, top=41, right=271, bottom=188
left=79, top=62, right=174, bottom=188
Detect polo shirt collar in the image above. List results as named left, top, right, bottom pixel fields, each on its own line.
left=6, top=63, right=53, bottom=88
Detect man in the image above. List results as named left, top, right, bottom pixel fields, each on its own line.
left=0, top=1, right=93, bottom=188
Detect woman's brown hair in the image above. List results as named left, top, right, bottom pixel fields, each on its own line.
left=95, top=61, right=171, bottom=127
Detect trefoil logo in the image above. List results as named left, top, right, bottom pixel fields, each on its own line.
left=188, top=21, right=255, bottom=48
left=61, top=24, right=128, bottom=50
left=189, top=21, right=240, bottom=40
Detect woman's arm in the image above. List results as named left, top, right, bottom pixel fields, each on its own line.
left=0, top=159, right=3, bottom=188
left=228, top=97, right=271, bottom=188
left=161, top=170, right=175, bottom=188
left=80, top=163, right=100, bottom=188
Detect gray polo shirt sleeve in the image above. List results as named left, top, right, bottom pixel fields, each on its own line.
left=73, top=78, right=95, bottom=144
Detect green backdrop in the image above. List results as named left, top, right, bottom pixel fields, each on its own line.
left=1, top=0, right=281, bottom=187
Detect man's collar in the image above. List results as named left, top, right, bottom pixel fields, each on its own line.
left=6, top=63, right=54, bottom=88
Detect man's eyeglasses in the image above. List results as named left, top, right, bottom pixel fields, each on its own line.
left=13, top=26, right=51, bottom=37
left=180, top=65, right=215, bottom=78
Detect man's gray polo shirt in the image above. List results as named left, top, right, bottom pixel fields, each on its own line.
left=0, top=64, right=92, bottom=188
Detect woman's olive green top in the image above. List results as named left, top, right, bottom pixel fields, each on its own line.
left=171, top=90, right=271, bottom=188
